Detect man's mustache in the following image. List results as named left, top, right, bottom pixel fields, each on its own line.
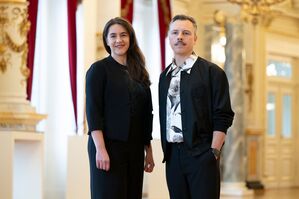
left=174, top=41, right=186, bottom=46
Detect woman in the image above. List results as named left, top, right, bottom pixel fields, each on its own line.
left=85, top=17, right=154, bottom=199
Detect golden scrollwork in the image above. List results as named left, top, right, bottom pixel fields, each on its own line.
left=0, top=3, right=30, bottom=78
left=0, top=0, right=27, bottom=3
left=5, top=32, right=27, bottom=52
left=11, top=7, right=20, bottom=20
left=20, top=44, right=30, bottom=83
left=19, top=11, right=30, bottom=36
left=0, top=52, right=11, bottom=73
left=228, top=0, right=286, bottom=25
left=0, top=58, right=7, bottom=72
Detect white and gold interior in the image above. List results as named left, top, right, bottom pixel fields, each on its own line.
left=1, top=0, right=299, bottom=199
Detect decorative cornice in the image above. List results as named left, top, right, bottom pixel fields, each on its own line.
left=0, top=112, right=47, bottom=124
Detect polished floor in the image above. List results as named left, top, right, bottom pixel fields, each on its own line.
left=254, top=188, right=299, bottom=199
left=221, top=188, right=299, bottom=199
left=144, top=188, right=299, bottom=199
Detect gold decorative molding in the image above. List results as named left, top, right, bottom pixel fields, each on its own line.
left=20, top=44, right=29, bottom=80
left=0, top=111, right=47, bottom=131
left=0, top=112, right=47, bottom=125
left=0, top=52, right=10, bottom=73
left=228, top=0, right=286, bottom=25
left=19, top=9, right=30, bottom=36
left=0, top=2, right=30, bottom=79
left=0, top=0, right=26, bottom=3
left=4, top=32, right=27, bottom=52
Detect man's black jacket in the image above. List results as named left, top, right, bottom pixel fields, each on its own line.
left=159, top=56, right=234, bottom=162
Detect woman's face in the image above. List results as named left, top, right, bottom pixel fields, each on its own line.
left=106, top=24, right=130, bottom=58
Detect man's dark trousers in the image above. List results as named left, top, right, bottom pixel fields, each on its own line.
left=166, top=143, right=220, bottom=199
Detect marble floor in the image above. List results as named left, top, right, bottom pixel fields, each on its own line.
left=254, top=188, right=299, bottom=199
left=220, top=188, right=299, bottom=199
left=144, top=188, right=299, bottom=199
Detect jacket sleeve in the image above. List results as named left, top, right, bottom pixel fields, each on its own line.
left=85, top=63, right=106, bottom=135
left=210, top=65, right=234, bottom=133
left=144, top=86, right=153, bottom=145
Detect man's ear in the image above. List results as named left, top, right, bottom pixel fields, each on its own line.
left=194, top=34, right=197, bottom=43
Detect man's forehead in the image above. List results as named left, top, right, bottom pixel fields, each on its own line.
left=170, top=20, right=194, bottom=30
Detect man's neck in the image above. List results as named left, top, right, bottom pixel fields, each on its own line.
left=174, top=54, right=192, bottom=67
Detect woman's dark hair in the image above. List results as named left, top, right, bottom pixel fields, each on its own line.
left=103, top=17, right=150, bottom=86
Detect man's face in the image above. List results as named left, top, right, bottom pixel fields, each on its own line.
left=168, top=20, right=197, bottom=57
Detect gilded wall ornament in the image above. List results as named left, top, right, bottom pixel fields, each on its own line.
left=0, top=52, right=11, bottom=73
left=0, top=3, right=30, bottom=78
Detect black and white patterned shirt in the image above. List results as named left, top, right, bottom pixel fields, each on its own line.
left=166, top=54, right=197, bottom=143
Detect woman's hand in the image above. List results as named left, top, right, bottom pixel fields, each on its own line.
left=91, top=130, right=110, bottom=171
left=96, top=147, right=110, bottom=171
left=144, top=144, right=155, bottom=173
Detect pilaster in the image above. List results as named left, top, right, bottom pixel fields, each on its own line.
left=0, top=0, right=45, bottom=131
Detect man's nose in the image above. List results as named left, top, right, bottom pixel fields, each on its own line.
left=177, top=32, right=183, bottom=40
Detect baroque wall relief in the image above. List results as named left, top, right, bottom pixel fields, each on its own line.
left=0, top=2, right=30, bottom=83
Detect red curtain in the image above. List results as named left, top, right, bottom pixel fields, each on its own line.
left=26, top=0, right=39, bottom=100
left=67, top=0, right=78, bottom=129
left=157, top=0, right=171, bottom=71
left=121, top=0, right=134, bottom=23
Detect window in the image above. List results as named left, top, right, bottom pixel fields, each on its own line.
left=266, top=59, right=292, bottom=78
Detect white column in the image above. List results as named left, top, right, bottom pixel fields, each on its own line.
left=0, top=0, right=45, bottom=131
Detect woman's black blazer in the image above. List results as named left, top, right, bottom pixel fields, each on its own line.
left=86, top=56, right=153, bottom=145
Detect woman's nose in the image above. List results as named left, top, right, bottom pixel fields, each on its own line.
left=116, top=36, right=122, bottom=42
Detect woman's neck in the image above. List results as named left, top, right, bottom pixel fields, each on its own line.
left=112, top=54, right=127, bottom=66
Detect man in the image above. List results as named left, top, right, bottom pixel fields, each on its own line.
left=158, top=14, right=234, bottom=199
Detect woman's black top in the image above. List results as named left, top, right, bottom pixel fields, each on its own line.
left=86, top=56, right=153, bottom=145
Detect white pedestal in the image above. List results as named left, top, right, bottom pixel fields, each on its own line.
left=147, top=139, right=169, bottom=199
left=0, top=131, right=44, bottom=199
left=66, top=135, right=90, bottom=199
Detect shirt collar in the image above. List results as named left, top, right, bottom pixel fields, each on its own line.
left=166, top=53, right=198, bottom=76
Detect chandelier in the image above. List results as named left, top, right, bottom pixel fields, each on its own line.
left=228, top=0, right=286, bottom=25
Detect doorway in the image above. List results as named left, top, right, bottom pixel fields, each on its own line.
left=264, top=56, right=297, bottom=188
